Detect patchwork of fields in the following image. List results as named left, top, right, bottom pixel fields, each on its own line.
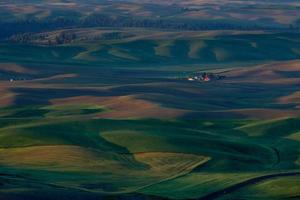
left=0, top=0, right=300, bottom=195
left=0, top=4, right=300, bottom=198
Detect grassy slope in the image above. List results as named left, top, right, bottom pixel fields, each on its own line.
left=0, top=117, right=212, bottom=194
left=138, top=117, right=300, bottom=199
left=219, top=176, right=300, bottom=200
left=0, top=115, right=299, bottom=199
left=1, top=32, right=300, bottom=67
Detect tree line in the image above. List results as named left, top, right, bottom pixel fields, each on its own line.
left=9, top=31, right=77, bottom=45
left=2, top=15, right=300, bottom=41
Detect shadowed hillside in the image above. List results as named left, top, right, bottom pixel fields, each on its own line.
left=0, top=1, right=300, bottom=200
left=1, top=32, right=300, bottom=67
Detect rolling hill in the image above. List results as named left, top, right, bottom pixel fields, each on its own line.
left=0, top=1, right=300, bottom=200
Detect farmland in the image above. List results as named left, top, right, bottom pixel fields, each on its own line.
left=0, top=1, right=300, bottom=200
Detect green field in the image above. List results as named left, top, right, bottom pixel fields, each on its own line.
left=1, top=32, right=300, bottom=67
left=0, top=4, right=300, bottom=198
left=0, top=115, right=299, bottom=199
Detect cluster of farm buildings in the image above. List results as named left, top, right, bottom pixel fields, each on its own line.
left=187, top=72, right=225, bottom=82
